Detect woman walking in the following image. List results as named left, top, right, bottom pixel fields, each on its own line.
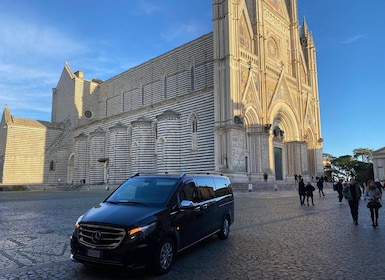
left=364, top=179, right=382, bottom=228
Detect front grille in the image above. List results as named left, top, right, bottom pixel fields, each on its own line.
left=78, top=224, right=126, bottom=250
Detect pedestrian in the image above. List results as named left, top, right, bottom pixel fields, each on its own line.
left=364, top=180, right=382, bottom=228
left=304, top=181, right=315, bottom=206
left=317, top=177, right=325, bottom=197
left=342, top=178, right=362, bottom=225
left=294, top=174, right=298, bottom=184
left=361, top=182, right=366, bottom=199
left=298, top=178, right=306, bottom=205
left=335, top=179, right=344, bottom=205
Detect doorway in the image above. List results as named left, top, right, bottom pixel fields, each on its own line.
left=274, top=147, right=283, bottom=180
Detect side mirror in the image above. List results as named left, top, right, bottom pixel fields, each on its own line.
left=180, top=200, right=195, bottom=208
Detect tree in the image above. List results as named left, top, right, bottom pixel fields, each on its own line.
left=353, top=148, right=373, bottom=163
left=328, top=152, right=373, bottom=184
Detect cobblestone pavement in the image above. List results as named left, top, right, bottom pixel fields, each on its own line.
left=1, top=188, right=385, bottom=279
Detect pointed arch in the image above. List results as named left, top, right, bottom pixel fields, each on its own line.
left=188, top=59, right=196, bottom=91
left=67, top=153, right=76, bottom=184
left=269, top=102, right=301, bottom=141
left=242, top=72, right=263, bottom=118
left=187, top=113, right=199, bottom=151
left=304, top=127, right=316, bottom=149
left=239, top=9, right=252, bottom=52
left=244, top=106, right=260, bottom=126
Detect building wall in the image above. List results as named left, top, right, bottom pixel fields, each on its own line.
left=0, top=0, right=324, bottom=186
left=2, top=123, right=46, bottom=185
left=373, top=147, right=385, bottom=182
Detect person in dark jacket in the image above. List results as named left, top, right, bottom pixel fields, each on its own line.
left=298, top=178, right=306, bottom=205
left=317, top=177, right=325, bottom=197
left=335, top=179, right=344, bottom=205
left=342, top=178, right=362, bottom=225
left=304, top=181, right=315, bottom=206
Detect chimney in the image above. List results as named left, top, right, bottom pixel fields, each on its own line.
left=74, top=70, right=84, bottom=79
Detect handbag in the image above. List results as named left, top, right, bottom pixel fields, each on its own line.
left=367, top=200, right=382, bottom=209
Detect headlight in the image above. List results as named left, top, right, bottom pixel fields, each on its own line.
left=75, top=215, right=84, bottom=229
left=72, top=215, right=84, bottom=238
left=128, top=222, right=157, bottom=241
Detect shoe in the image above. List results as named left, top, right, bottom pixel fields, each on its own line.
left=372, top=224, right=376, bottom=228
left=355, top=220, right=358, bottom=225
left=312, top=203, right=315, bottom=206
left=376, top=222, right=378, bottom=227
left=307, top=203, right=309, bottom=206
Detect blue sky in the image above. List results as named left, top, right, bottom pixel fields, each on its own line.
left=0, top=0, right=384, bottom=158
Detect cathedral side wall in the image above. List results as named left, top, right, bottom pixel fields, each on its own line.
left=2, top=125, right=46, bottom=185
left=88, top=34, right=214, bottom=120
left=71, top=34, right=215, bottom=184
left=74, top=91, right=215, bottom=184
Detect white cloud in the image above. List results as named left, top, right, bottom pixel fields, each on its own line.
left=0, top=15, right=90, bottom=120
left=340, top=34, right=368, bottom=44
left=160, top=20, right=209, bottom=43
left=136, top=0, right=162, bottom=16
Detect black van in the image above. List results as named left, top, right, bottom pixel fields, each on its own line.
left=70, top=173, right=234, bottom=274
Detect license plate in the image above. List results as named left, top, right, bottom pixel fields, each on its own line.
left=86, top=249, right=102, bottom=258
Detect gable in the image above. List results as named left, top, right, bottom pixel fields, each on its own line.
left=264, top=0, right=290, bottom=22
left=373, top=147, right=385, bottom=155
left=268, top=72, right=296, bottom=111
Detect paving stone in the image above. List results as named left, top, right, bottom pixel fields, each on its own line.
left=0, top=189, right=384, bottom=279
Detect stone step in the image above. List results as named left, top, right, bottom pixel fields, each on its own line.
left=232, top=182, right=297, bottom=192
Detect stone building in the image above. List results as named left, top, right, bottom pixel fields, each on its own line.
left=0, top=0, right=323, bottom=187
left=373, top=147, right=385, bottom=182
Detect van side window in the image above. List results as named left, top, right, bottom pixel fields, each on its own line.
left=180, top=182, right=200, bottom=203
left=194, top=178, right=216, bottom=201
left=214, top=178, right=231, bottom=197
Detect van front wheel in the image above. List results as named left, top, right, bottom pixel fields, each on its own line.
left=153, top=237, right=175, bottom=275
left=218, top=216, right=230, bottom=240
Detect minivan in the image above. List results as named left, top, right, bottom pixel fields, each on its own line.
left=70, top=172, right=234, bottom=274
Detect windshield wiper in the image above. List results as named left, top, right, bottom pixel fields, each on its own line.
left=108, top=200, right=147, bottom=205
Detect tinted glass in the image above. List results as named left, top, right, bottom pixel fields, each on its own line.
left=214, top=177, right=231, bottom=197
left=107, top=177, right=179, bottom=205
left=194, top=177, right=216, bottom=201
left=179, top=182, right=200, bottom=203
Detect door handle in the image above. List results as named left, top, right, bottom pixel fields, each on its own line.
left=194, top=206, right=201, bottom=212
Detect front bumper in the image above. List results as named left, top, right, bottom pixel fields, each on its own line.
left=70, top=235, right=155, bottom=269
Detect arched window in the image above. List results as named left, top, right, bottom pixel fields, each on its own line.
left=163, top=76, right=167, bottom=99
left=141, top=85, right=144, bottom=106
left=49, top=160, right=55, bottom=171
left=192, top=115, right=198, bottom=133
left=191, top=114, right=198, bottom=151
left=190, top=65, right=195, bottom=91
left=154, top=123, right=158, bottom=139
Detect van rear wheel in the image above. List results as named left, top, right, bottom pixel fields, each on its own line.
left=218, top=216, right=230, bottom=240
left=153, top=237, right=175, bottom=275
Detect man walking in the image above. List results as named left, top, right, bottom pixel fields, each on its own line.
left=342, top=178, right=362, bottom=225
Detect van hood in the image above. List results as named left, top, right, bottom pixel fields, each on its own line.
left=80, top=202, right=165, bottom=227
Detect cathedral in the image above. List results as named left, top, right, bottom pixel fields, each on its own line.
left=0, top=0, right=323, bottom=187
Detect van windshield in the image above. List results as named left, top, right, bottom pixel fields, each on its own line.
left=106, top=177, right=179, bottom=205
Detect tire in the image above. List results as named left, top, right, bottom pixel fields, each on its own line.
left=217, top=216, right=230, bottom=240
left=153, top=237, right=175, bottom=275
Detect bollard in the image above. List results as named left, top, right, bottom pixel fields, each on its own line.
left=248, top=183, right=253, bottom=192
left=274, top=184, right=277, bottom=191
